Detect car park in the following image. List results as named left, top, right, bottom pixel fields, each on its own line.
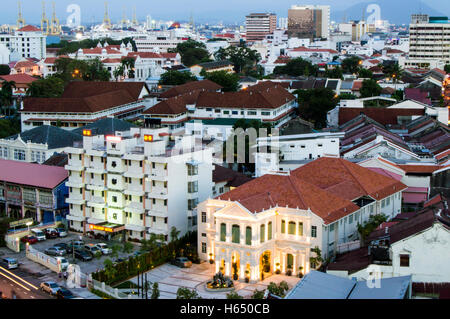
left=95, top=243, right=111, bottom=255
left=21, top=235, right=38, bottom=245
left=31, top=229, right=46, bottom=241
left=56, top=287, right=75, bottom=299
left=54, top=242, right=69, bottom=251
left=44, top=228, right=59, bottom=239
left=66, top=240, right=85, bottom=253
left=55, top=228, right=67, bottom=237
left=45, top=247, right=66, bottom=256
left=74, top=249, right=92, bottom=262
left=1, top=258, right=19, bottom=270
left=171, top=257, right=192, bottom=268
left=84, top=244, right=101, bottom=257
left=40, top=281, right=60, bottom=295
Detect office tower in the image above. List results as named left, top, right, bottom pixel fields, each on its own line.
left=245, top=13, right=277, bottom=41
left=288, top=5, right=330, bottom=40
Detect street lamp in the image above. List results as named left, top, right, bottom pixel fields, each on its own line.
left=26, top=221, right=32, bottom=232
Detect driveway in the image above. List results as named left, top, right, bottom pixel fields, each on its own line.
left=126, top=262, right=301, bottom=299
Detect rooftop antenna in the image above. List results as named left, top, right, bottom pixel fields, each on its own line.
left=103, top=1, right=111, bottom=28
left=132, top=6, right=138, bottom=26
left=50, top=1, right=61, bottom=35
left=17, top=0, right=25, bottom=29
left=41, top=1, right=50, bottom=35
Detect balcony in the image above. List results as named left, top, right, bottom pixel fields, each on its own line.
left=146, top=207, right=168, bottom=218
left=124, top=202, right=145, bottom=214
left=123, top=170, right=145, bottom=179
left=86, top=183, right=107, bottom=191
left=148, top=188, right=168, bottom=199
left=148, top=170, right=168, bottom=181
left=87, top=196, right=106, bottom=208
left=64, top=164, right=84, bottom=172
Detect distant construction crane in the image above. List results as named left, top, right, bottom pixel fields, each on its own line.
left=103, top=1, right=111, bottom=28
left=50, top=1, right=61, bottom=35
left=132, top=6, right=138, bottom=25
left=120, top=6, right=128, bottom=27
left=41, top=1, right=50, bottom=35
left=17, top=0, right=25, bottom=29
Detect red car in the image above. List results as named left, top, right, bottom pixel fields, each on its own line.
left=21, top=235, right=38, bottom=244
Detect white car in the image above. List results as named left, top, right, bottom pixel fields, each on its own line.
left=95, top=243, right=112, bottom=255
left=55, top=256, right=69, bottom=272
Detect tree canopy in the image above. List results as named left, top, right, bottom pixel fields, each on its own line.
left=214, top=46, right=261, bottom=74
left=26, top=76, right=65, bottom=98
left=0, top=64, right=11, bottom=76
left=358, top=68, right=373, bottom=78
left=173, top=39, right=211, bottom=67
left=48, top=37, right=136, bottom=55
left=54, top=57, right=111, bottom=84
left=342, top=56, right=362, bottom=74
left=360, top=79, right=382, bottom=98
left=445, top=64, right=450, bottom=74
left=273, top=57, right=318, bottom=77
left=158, top=70, right=197, bottom=86
left=324, top=66, right=343, bottom=79
left=203, top=70, right=240, bottom=92
left=295, top=87, right=338, bottom=129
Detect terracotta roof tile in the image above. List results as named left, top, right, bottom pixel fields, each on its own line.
left=160, top=80, right=222, bottom=99
left=17, top=25, right=41, bottom=32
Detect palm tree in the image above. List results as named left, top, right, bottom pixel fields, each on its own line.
left=170, top=226, right=180, bottom=242
left=1, top=80, right=16, bottom=116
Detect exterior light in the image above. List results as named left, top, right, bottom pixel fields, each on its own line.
left=143, top=134, right=154, bottom=142
left=82, top=129, right=92, bottom=136
left=74, top=69, right=80, bottom=74
left=106, top=135, right=122, bottom=142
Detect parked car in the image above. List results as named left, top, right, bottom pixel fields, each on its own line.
left=55, top=287, right=75, bottom=299
left=44, top=228, right=58, bottom=239
left=84, top=244, right=101, bottom=257
left=54, top=242, right=69, bottom=251
left=31, top=229, right=46, bottom=241
left=1, top=258, right=18, bottom=270
left=171, top=257, right=192, bottom=268
left=21, top=235, right=38, bottom=245
left=74, top=249, right=92, bottom=262
left=45, top=247, right=66, bottom=256
left=66, top=240, right=84, bottom=253
left=95, top=243, right=111, bottom=255
left=40, top=281, right=60, bottom=295
left=55, top=228, right=67, bottom=237
left=55, top=256, right=69, bottom=272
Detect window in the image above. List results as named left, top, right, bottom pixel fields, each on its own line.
left=288, top=221, right=296, bottom=235
left=381, top=199, right=385, bottom=208
left=400, top=254, right=410, bottom=267
left=281, top=220, right=286, bottom=233
left=111, top=161, right=117, bottom=168
left=201, top=212, right=207, bottom=223
left=188, top=198, right=198, bottom=210
left=268, top=222, right=272, bottom=240
left=298, top=222, right=303, bottom=236
left=246, top=226, right=252, bottom=245
left=260, top=224, right=265, bottom=243
left=187, top=164, right=198, bottom=176
left=201, top=242, right=207, bottom=254
left=188, top=181, right=198, bottom=193
left=112, top=196, right=117, bottom=203
left=349, top=215, right=353, bottom=224
left=311, top=226, right=317, bottom=238
left=220, top=223, right=226, bottom=241
left=13, top=149, right=26, bottom=161
left=231, top=225, right=240, bottom=244
left=287, top=254, right=293, bottom=269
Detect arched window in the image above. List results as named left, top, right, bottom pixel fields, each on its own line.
left=231, top=224, right=240, bottom=244
left=298, top=222, right=303, bottom=236
left=281, top=220, right=286, bottom=233
left=260, top=224, right=266, bottom=243
left=246, top=226, right=252, bottom=245
left=288, top=221, right=296, bottom=235
left=268, top=222, right=272, bottom=240
left=220, top=223, right=226, bottom=241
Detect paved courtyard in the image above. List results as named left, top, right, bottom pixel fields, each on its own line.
left=127, top=262, right=301, bottom=299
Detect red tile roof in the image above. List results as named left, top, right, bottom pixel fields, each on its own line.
left=159, top=80, right=222, bottom=99
left=0, top=159, right=67, bottom=189
left=213, top=164, right=252, bottom=187
left=0, top=74, right=37, bottom=84
left=423, top=194, right=443, bottom=207
left=292, top=46, right=338, bottom=54
left=218, top=157, right=406, bottom=224
left=127, top=52, right=164, bottom=59
left=14, top=60, right=38, bottom=69
left=17, top=25, right=41, bottom=32
left=338, top=108, right=425, bottom=126
left=397, top=164, right=442, bottom=174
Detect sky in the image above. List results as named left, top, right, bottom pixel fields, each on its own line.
left=2, top=0, right=449, bottom=25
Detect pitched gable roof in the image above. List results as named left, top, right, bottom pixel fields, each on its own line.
left=159, top=80, right=222, bottom=99
left=5, top=125, right=82, bottom=149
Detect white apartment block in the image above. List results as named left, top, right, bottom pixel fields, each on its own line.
left=134, top=31, right=184, bottom=52
left=0, top=25, right=46, bottom=60
left=245, top=13, right=277, bottom=42
left=197, top=157, right=405, bottom=283
left=255, top=132, right=345, bottom=177
left=403, top=15, right=450, bottom=69
left=65, top=127, right=214, bottom=242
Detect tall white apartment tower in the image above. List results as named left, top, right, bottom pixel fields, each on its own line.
left=64, top=127, right=214, bottom=242
left=404, top=14, right=450, bottom=69
left=0, top=25, right=46, bottom=60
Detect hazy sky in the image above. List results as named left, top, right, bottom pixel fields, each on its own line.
left=3, top=0, right=449, bottom=25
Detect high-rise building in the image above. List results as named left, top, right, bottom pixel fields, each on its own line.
left=288, top=5, right=330, bottom=40
left=0, top=25, right=46, bottom=60
left=245, top=13, right=277, bottom=42
left=403, top=14, right=450, bottom=69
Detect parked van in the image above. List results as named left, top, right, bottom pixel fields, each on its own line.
left=1, top=258, right=18, bottom=270
left=31, top=229, right=46, bottom=241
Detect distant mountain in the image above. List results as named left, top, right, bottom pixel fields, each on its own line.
left=332, top=0, right=447, bottom=25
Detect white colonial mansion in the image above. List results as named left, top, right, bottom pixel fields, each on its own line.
left=197, top=157, right=407, bottom=283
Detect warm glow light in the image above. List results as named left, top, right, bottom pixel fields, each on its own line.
left=75, top=33, right=83, bottom=40
left=89, top=224, right=114, bottom=232
left=83, top=129, right=92, bottom=136
left=143, top=134, right=154, bottom=142
left=106, top=135, right=122, bottom=142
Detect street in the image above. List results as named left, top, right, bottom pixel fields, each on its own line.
left=0, top=265, right=53, bottom=299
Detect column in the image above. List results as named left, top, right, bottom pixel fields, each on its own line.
left=240, top=255, right=246, bottom=280
left=292, top=253, right=297, bottom=276
left=305, top=249, right=310, bottom=273
left=281, top=252, right=286, bottom=273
